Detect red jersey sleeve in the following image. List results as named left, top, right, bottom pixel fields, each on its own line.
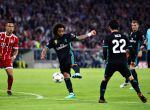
left=13, top=37, right=19, bottom=49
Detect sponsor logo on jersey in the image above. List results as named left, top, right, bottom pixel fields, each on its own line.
left=130, top=38, right=136, bottom=43
left=114, top=34, right=121, bottom=37
left=56, top=44, right=68, bottom=50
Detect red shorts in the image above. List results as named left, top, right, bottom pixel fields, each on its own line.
left=0, top=59, right=13, bottom=69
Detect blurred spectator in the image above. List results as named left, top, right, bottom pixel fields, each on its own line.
left=0, top=0, right=149, bottom=49
left=1, top=0, right=150, bottom=68
left=92, top=52, right=102, bottom=68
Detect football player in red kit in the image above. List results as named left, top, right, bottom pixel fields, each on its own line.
left=0, top=19, right=19, bottom=95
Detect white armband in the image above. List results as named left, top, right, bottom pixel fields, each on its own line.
left=86, top=32, right=92, bottom=37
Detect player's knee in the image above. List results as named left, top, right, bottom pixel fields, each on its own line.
left=63, top=72, right=70, bottom=78
left=7, top=73, right=13, bottom=78
left=128, top=75, right=134, bottom=81
left=6, top=70, right=13, bottom=77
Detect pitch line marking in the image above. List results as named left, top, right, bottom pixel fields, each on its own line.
left=16, top=91, right=44, bottom=99
left=0, top=90, right=44, bottom=99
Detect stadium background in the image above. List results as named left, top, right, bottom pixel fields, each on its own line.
left=0, top=0, right=149, bottom=68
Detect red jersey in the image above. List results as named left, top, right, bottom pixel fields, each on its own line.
left=0, top=32, right=19, bottom=60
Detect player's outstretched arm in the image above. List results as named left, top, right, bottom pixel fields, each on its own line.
left=41, top=47, right=48, bottom=60
left=77, top=30, right=96, bottom=40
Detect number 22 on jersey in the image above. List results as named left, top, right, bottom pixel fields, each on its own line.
left=112, top=39, right=126, bottom=53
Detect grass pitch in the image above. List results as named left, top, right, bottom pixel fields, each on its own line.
left=0, top=68, right=150, bottom=110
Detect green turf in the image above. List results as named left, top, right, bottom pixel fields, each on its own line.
left=0, top=68, right=150, bottom=110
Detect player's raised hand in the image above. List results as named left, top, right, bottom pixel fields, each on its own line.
left=86, top=30, right=97, bottom=37
left=77, top=30, right=97, bottom=40
left=90, top=30, right=97, bottom=36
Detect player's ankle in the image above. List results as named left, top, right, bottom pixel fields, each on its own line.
left=137, top=92, right=142, bottom=96
left=100, top=96, right=105, bottom=100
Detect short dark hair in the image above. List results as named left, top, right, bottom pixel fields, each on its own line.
left=7, top=18, right=15, bottom=24
left=108, top=20, right=119, bottom=30
left=132, top=20, right=139, bottom=24
left=53, top=23, right=65, bottom=35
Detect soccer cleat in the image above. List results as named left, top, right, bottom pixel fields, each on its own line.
left=98, top=99, right=107, bottom=103
left=138, top=93, right=147, bottom=103
left=72, top=73, right=82, bottom=79
left=65, top=93, right=75, bottom=99
left=98, top=97, right=107, bottom=103
left=120, top=83, right=130, bottom=88
left=7, top=90, right=12, bottom=96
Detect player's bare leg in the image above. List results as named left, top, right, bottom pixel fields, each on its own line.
left=6, top=68, right=14, bottom=96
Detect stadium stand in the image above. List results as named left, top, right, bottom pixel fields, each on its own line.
left=0, top=0, right=149, bottom=68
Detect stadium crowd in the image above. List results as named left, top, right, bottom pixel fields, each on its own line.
left=0, top=0, right=150, bottom=49
left=0, top=0, right=150, bottom=67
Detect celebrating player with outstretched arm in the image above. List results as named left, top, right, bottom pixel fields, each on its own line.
left=41, top=23, right=96, bottom=99
left=0, top=18, right=19, bottom=95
